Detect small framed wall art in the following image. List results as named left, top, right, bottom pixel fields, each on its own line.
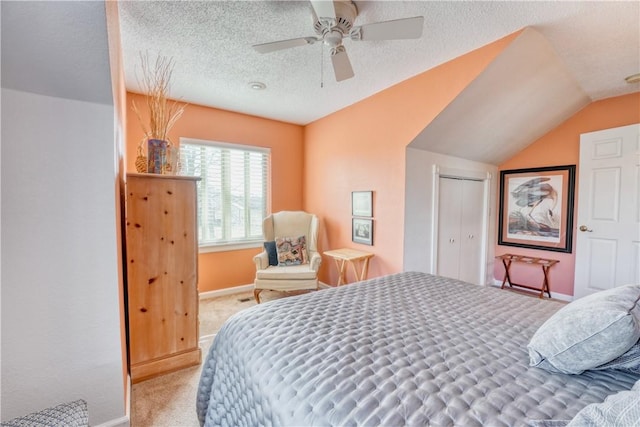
left=352, top=217, right=373, bottom=246
left=351, top=191, right=373, bottom=218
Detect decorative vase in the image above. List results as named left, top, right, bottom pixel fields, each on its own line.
left=147, top=139, right=168, bottom=174
left=164, top=144, right=179, bottom=175
left=135, top=145, right=148, bottom=173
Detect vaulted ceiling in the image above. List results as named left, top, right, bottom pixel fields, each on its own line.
left=2, top=1, right=639, bottom=166
left=409, top=28, right=591, bottom=165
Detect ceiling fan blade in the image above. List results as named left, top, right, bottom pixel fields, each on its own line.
left=253, top=37, right=318, bottom=54
left=310, top=0, right=336, bottom=20
left=331, top=47, right=354, bottom=82
left=353, top=16, right=424, bottom=41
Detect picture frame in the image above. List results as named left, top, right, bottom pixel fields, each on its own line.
left=352, top=218, right=373, bottom=246
left=352, top=191, right=373, bottom=217
left=498, top=165, right=576, bottom=253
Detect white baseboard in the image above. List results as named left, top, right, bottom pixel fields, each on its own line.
left=94, top=415, right=130, bottom=427
left=491, top=279, right=572, bottom=302
left=199, top=333, right=216, bottom=345
left=199, top=283, right=254, bottom=300
left=199, top=282, right=332, bottom=300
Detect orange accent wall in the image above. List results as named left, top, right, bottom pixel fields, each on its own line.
left=304, top=32, right=521, bottom=286
left=125, top=32, right=637, bottom=296
left=125, top=94, right=305, bottom=292
left=495, top=92, right=640, bottom=297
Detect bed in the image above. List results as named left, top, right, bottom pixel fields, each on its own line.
left=197, top=272, right=640, bottom=426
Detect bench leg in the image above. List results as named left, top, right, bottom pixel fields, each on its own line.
left=500, top=259, right=513, bottom=289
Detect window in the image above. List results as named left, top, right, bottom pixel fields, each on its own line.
left=179, top=138, right=269, bottom=248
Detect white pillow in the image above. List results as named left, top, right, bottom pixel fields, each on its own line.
left=528, top=284, right=640, bottom=374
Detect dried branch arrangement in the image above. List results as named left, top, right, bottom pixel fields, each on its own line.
left=132, top=52, right=186, bottom=143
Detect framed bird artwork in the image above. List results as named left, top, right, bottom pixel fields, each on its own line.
left=498, top=165, right=576, bottom=253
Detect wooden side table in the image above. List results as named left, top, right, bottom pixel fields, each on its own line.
left=496, top=253, right=559, bottom=298
left=324, top=248, right=374, bottom=286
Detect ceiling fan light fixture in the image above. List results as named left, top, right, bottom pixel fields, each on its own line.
left=251, top=1, right=424, bottom=83
left=624, top=73, right=640, bottom=84
left=312, top=0, right=357, bottom=36
left=249, top=81, right=266, bottom=90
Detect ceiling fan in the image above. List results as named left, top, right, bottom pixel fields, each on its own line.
left=252, top=0, right=424, bottom=82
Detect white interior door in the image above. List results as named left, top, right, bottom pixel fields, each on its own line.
left=437, top=177, right=462, bottom=279
left=574, top=124, right=640, bottom=298
left=459, top=179, right=484, bottom=284
left=436, top=177, right=484, bottom=284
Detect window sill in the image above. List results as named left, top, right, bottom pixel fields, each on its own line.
left=199, top=241, right=262, bottom=254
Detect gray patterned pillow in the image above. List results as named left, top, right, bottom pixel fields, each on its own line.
left=528, top=284, right=640, bottom=374
left=567, top=379, right=640, bottom=427
left=593, top=339, right=640, bottom=374
left=1, top=400, right=88, bottom=427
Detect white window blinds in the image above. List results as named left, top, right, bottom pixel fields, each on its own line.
left=179, top=138, right=269, bottom=246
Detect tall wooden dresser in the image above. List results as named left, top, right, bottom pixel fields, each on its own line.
left=125, top=173, right=201, bottom=383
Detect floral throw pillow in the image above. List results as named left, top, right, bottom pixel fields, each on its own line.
left=275, top=236, right=308, bottom=266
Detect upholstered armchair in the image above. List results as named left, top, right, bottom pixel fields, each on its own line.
left=253, top=211, right=321, bottom=303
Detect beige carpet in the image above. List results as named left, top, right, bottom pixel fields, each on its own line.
left=131, top=289, right=309, bottom=427
left=199, top=289, right=312, bottom=337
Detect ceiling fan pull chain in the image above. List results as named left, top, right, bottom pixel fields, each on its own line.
left=320, top=43, right=324, bottom=89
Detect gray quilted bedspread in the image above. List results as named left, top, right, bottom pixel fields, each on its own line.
left=197, top=272, right=639, bottom=426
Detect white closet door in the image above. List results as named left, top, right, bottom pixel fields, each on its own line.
left=437, top=177, right=462, bottom=279
left=459, top=179, right=484, bottom=284
left=437, top=177, right=484, bottom=284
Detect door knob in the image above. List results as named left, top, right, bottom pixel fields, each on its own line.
left=579, top=225, right=593, bottom=232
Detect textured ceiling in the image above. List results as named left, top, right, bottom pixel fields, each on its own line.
left=118, top=1, right=640, bottom=126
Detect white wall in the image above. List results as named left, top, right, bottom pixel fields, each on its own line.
left=403, top=146, right=498, bottom=285
left=1, top=88, right=125, bottom=424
